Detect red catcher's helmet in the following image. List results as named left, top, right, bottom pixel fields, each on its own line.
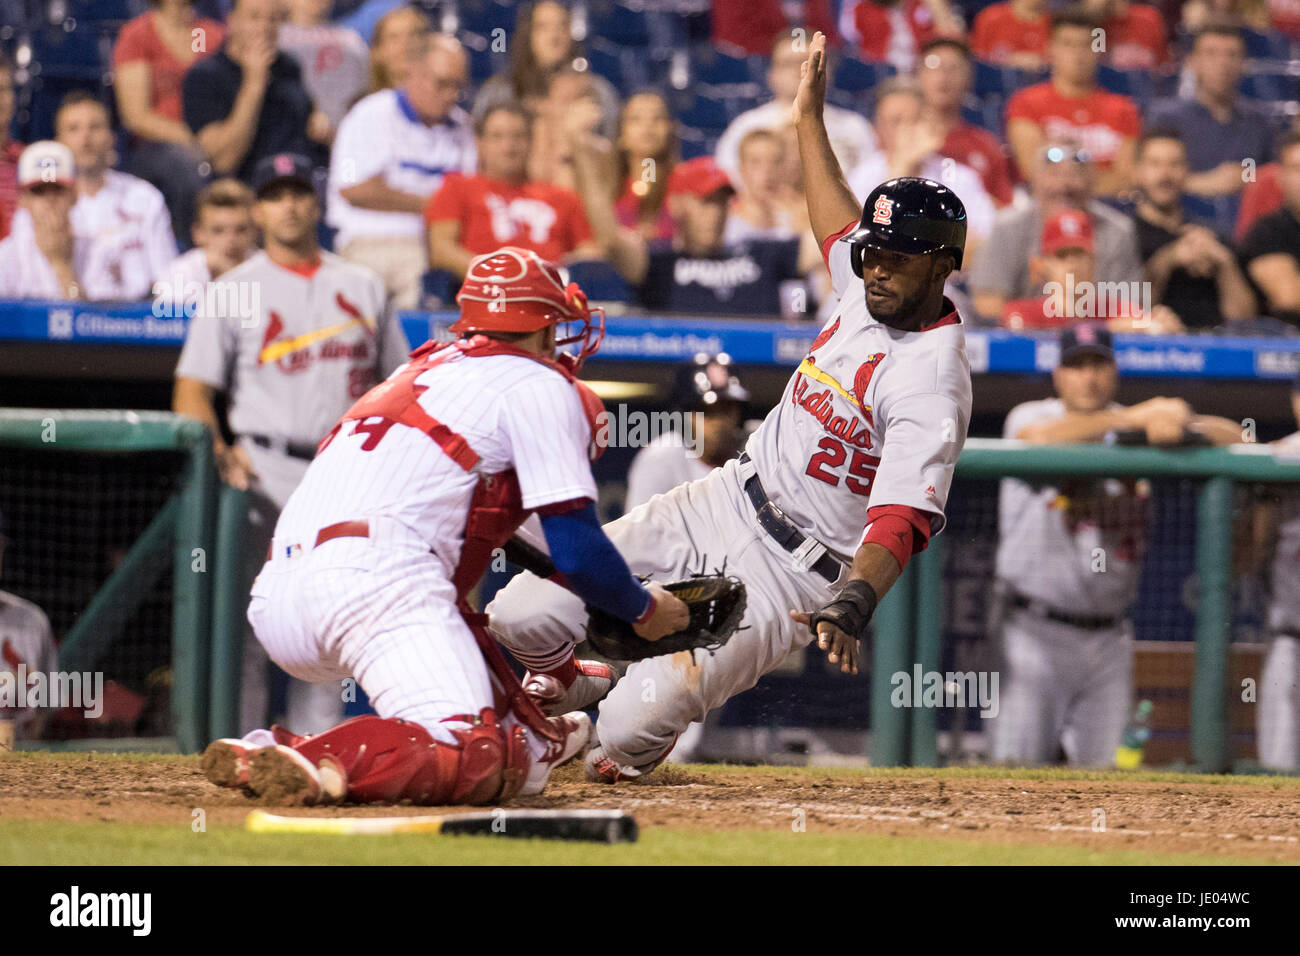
left=453, top=247, right=605, bottom=368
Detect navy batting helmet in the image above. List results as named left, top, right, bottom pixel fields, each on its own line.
left=843, top=177, right=968, bottom=275
left=670, top=353, right=750, bottom=412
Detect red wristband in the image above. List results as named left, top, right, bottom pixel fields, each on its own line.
left=633, top=590, right=657, bottom=625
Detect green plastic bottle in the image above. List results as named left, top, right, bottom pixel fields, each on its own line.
left=1116, top=699, right=1154, bottom=769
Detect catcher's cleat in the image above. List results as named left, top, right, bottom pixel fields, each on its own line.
left=248, top=744, right=345, bottom=806
left=523, top=659, right=617, bottom=716
left=520, top=711, right=593, bottom=796
left=201, top=738, right=259, bottom=789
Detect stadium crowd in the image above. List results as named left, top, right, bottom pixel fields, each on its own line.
left=0, top=0, right=1296, bottom=328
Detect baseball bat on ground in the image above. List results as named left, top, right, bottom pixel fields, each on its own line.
left=245, top=808, right=638, bottom=843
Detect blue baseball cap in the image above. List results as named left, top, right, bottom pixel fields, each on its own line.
left=1059, top=323, right=1114, bottom=365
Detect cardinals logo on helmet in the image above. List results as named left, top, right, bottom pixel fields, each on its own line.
left=872, top=196, right=894, bottom=225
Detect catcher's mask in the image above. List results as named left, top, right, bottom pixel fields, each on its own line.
left=454, top=247, right=605, bottom=370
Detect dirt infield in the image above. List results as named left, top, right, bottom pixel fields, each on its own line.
left=2, top=754, right=1299, bottom=862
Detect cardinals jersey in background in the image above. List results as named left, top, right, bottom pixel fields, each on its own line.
left=175, top=250, right=410, bottom=447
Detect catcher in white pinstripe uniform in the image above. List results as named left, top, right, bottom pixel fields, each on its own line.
left=200, top=247, right=688, bottom=805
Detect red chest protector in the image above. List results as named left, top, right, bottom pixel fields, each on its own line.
left=318, top=335, right=606, bottom=601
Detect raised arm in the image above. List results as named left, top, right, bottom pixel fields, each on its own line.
left=792, top=32, right=862, bottom=247
left=568, top=123, right=648, bottom=284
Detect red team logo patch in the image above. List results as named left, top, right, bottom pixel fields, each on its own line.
left=872, top=196, right=894, bottom=225
left=852, top=353, right=885, bottom=411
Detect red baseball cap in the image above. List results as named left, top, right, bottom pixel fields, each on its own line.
left=1041, top=209, right=1094, bottom=255
left=667, top=157, right=734, bottom=199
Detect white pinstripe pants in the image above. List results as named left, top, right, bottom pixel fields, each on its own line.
left=248, top=534, right=494, bottom=745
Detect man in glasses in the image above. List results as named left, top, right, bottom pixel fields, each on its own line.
left=327, top=32, right=475, bottom=309
left=970, top=138, right=1142, bottom=320
left=1005, top=6, right=1141, bottom=196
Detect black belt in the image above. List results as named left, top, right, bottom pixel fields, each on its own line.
left=739, top=453, right=842, bottom=584
left=1008, top=592, right=1122, bottom=631
left=243, top=434, right=318, bottom=461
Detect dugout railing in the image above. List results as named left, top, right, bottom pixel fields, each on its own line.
left=0, top=409, right=245, bottom=753
left=5, top=413, right=1297, bottom=767
left=873, top=438, right=1300, bottom=772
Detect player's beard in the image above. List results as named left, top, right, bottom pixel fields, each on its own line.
left=867, top=282, right=931, bottom=328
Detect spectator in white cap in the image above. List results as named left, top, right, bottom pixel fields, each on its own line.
left=0, top=141, right=86, bottom=299
left=0, top=140, right=170, bottom=302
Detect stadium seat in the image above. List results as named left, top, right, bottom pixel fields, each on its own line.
left=1181, top=193, right=1233, bottom=229
left=693, top=49, right=751, bottom=86
left=458, top=31, right=503, bottom=85
left=1097, top=65, right=1159, bottom=105
left=583, top=41, right=624, bottom=90
left=0, top=0, right=35, bottom=38
left=422, top=269, right=461, bottom=308
left=61, top=0, right=140, bottom=24
left=1241, top=27, right=1295, bottom=60
left=972, top=58, right=1004, bottom=97
left=29, top=25, right=112, bottom=81
left=1000, top=65, right=1048, bottom=97
left=962, top=93, right=1004, bottom=135
left=677, top=125, right=718, bottom=160
left=675, top=95, right=729, bottom=134
left=1240, top=65, right=1300, bottom=102
left=566, top=259, right=632, bottom=304
left=587, top=0, right=651, bottom=48
left=455, top=0, right=516, bottom=36
left=831, top=56, right=894, bottom=97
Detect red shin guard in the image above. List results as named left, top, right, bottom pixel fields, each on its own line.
left=292, top=710, right=529, bottom=805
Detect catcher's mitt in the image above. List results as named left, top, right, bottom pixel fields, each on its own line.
left=584, top=574, right=746, bottom=661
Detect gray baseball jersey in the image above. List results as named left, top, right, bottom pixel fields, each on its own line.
left=996, top=398, right=1151, bottom=616
left=745, top=225, right=972, bottom=562
left=0, top=590, right=57, bottom=733
left=175, top=250, right=410, bottom=447
left=1268, top=492, right=1300, bottom=636
left=624, top=433, right=713, bottom=509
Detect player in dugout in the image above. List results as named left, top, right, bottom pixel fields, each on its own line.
left=989, top=324, right=1243, bottom=767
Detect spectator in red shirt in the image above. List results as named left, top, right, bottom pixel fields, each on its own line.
left=425, top=102, right=601, bottom=277
left=844, top=0, right=964, bottom=70
left=713, top=0, right=839, bottom=55
left=0, top=52, right=24, bottom=241
left=1005, top=7, right=1142, bottom=196
left=1236, top=162, right=1283, bottom=242
left=1080, top=0, right=1170, bottom=69
left=917, top=37, right=1016, bottom=206
left=113, top=0, right=227, bottom=240
left=971, top=0, right=1051, bottom=68
left=1001, top=208, right=1184, bottom=330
